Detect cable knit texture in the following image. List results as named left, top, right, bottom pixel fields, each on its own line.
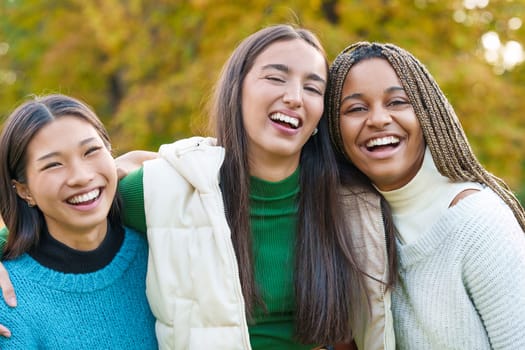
left=392, top=187, right=525, bottom=349
left=0, top=228, right=158, bottom=349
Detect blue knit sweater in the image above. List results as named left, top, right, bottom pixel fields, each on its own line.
left=0, top=228, right=158, bottom=349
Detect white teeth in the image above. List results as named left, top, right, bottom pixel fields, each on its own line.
left=366, top=136, right=400, bottom=148
left=270, top=112, right=299, bottom=128
left=67, top=189, right=100, bottom=204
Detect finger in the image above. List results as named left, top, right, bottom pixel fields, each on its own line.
left=0, top=263, right=16, bottom=307
left=0, top=324, right=11, bottom=338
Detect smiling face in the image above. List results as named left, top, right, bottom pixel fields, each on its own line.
left=15, top=116, right=117, bottom=249
left=241, top=38, right=327, bottom=175
left=339, top=58, right=425, bottom=191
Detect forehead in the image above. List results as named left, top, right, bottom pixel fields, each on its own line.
left=251, top=39, right=327, bottom=77
left=27, top=116, right=100, bottom=156
left=343, top=57, right=400, bottom=89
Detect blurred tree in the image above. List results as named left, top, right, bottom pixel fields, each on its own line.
left=0, top=0, right=523, bottom=202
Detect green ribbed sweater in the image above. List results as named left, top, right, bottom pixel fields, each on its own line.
left=118, top=167, right=315, bottom=350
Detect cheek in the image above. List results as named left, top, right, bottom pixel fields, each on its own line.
left=311, top=99, right=325, bottom=121
left=27, top=175, right=57, bottom=201
left=339, top=118, right=358, bottom=146
left=100, top=154, right=118, bottom=183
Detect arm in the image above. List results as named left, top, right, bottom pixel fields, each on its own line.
left=0, top=226, right=7, bottom=249
left=115, top=150, right=157, bottom=179
left=0, top=226, right=18, bottom=335
left=118, top=167, right=147, bottom=233
left=463, top=206, right=525, bottom=349
left=0, top=259, right=14, bottom=337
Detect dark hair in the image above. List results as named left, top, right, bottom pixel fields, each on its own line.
left=327, top=42, right=525, bottom=233
left=209, top=24, right=361, bottom=344
left=0, top=94, right=122, bottom=259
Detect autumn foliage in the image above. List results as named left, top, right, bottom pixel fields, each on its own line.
left=0, top=0, right=524, bottom=202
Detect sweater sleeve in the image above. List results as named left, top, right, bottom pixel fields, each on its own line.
left=0, top=226, right=7, bottom=251
left=462, top=201, right=525, bottom=349
left=118, top=167, right=147, bottom=234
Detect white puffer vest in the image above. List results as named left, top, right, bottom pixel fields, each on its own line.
left=143, top=137, right=251, bottom=350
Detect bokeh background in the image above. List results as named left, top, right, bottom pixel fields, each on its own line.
left=1, top=0, right=524, bottom=228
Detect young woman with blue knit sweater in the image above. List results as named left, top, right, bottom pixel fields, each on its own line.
left=0, top=94, right=157, bottom=349
left=326, top=42, right=525, bottom=349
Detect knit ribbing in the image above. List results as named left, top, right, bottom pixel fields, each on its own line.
left=250, top=169, right=299, bottom=312
left=248, top=168, right=314, bottom=349
left=393, top=188, right=525, bottom=349
left=119, top=167, right=147, bottom=234
left=29, top=222, right=124, bottom=273
left=0, top=228, right=157, bottom=349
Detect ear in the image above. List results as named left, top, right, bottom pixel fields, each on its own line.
left=12, top=180, right=35, bottom=207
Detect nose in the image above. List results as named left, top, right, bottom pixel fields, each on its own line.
left=66, top=161, right=95, bottom=187
left=366, top=105, right=392, bottom=128
left=282, top=81, right=303, bottom=108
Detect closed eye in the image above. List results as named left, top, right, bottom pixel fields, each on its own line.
left=390, top=99, right=409, bottom=106
left=265, top=76, right=285, bottom=83
left=305, top=85, right=323, bottom=95
left=85, top=146, right=102, bottom=157
left=41, top=162, right=62, bottom=171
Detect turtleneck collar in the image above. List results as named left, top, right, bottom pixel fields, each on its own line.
left=377, top=148, right=447, bottom=215
left=377, top=148, right=482, bottom=244
left=250, top=166, right=300, bottom=200
left=29, top=222, right=124, bottom=273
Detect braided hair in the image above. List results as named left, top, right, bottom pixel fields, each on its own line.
left=326, top=42, right=525, bottom=231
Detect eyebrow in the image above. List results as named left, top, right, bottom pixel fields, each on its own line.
left=341, top=86, right=405, bottom=103
left=261, top=63, right=326, bottom=85
left=36, top=137, right=98, bottom=161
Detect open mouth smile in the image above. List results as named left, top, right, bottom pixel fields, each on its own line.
left=66, top=188, right=101, bottom=205
left=270, top=112, right=300, bottom=129
left=365, top=136, right=400, bottom=151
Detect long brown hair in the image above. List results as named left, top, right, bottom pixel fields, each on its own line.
left=209, top=24, right=362, bottom=343
left=0, top=94, right=122, bottom=259
left=327, top=42, right=525, bottom=232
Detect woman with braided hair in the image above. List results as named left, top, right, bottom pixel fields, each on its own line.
left=326, top=42, right=525, bottom=349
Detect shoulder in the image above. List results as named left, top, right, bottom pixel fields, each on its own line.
left=3, top=254, right=38, bottom=279
left=446, top=188, right=525, bottom=258
left=339, top=183, right=381, bottom=210
left=122, top=227, right=148, bottom=252
left=452, top=187, right=517, bottom=224
left=158, top=136, right=220, bottom=159
left=449, top=188, right=481, bottom=207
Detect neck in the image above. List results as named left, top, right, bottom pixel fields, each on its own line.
left=45, top=219, right=109, bottom=251
left=249, top=154, right=300, bottom=182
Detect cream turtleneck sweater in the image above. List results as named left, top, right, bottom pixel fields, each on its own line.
left=377, top=148, right=482, bottom=245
